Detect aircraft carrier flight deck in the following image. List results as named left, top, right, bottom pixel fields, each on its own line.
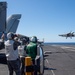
left=0, top=44, right=75, bottom=75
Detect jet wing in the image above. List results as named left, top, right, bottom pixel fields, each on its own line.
left=16, top=34, right=29, bottom=42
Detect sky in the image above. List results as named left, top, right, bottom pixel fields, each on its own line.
left=1, top=0, right=75, bottom=42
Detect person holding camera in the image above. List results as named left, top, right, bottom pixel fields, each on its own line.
left=4, top=32, right=21, bottom=75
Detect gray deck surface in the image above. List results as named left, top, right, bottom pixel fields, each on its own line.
left=0, top=45, right=75, bottom=75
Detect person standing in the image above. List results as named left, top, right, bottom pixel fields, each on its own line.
left=18, top=38, right=27, bottom=75
left=26, top=36, right=37, bottom=64
left=26, top=36, right=37, bottom=75
left=4, top=32, right=21, bottom=75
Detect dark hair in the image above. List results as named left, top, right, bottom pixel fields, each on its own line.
left=3, top=31, right=4, bottom=33
left=11, top=33, right=15, bottom=39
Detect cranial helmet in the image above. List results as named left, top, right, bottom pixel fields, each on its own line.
left=30, top=36, right=37, bottom=43
left=7, top=32, right=14, bottom=39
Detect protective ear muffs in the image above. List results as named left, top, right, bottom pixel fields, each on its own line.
left=35, top=38, right=37, bottom=42
left=34, top=36, right=37, bottom=42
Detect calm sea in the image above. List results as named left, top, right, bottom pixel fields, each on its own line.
left=44, top=42, right=75, bottom=45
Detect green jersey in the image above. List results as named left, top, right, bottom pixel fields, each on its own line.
left=26, top=42, right=37, bottom=60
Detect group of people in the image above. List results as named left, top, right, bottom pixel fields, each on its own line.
left=4, top=32, right=38, bottom=75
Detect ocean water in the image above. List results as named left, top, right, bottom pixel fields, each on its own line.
left=44, top=42, right=75, bottom=45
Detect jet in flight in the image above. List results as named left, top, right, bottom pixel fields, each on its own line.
left=59, top=31, right=75, bottom=39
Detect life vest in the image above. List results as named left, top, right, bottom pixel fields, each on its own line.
left=26, top=42, right=37, bottom=60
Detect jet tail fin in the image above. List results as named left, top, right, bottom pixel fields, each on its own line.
left=6, top=14, right=21, bottom=33
left=0, top=2, right=7, bottom=32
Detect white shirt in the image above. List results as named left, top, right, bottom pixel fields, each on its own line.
left=18, top=45, right=26, bottom=57
left=5, top=40, right=19, bottom=60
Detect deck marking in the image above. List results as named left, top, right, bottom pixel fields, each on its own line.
left=45, top=59, right=55, bottom=75
left=52, top=45, right=75, bottom=52
left=61, top=47, right=75, bottom=51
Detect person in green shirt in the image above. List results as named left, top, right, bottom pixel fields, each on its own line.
left=26, top=36, right=37, bottom=64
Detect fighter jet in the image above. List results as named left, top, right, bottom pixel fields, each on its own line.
left=59, top=31, right=75, bottom=39
left=0, top=14, right=22, bottom=49
left=0, top=2, right=22, bottom=50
